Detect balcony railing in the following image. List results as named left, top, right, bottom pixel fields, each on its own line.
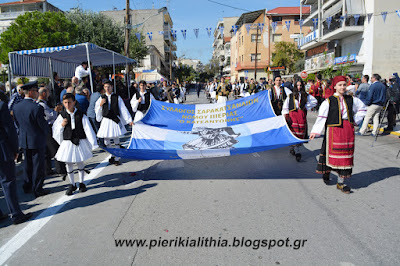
left=322, top=15, right=365, bottom=36
left=0, top=11, right=27, bottom=19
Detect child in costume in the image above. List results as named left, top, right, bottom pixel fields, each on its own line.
left=53, top=93, right=99, bottom=195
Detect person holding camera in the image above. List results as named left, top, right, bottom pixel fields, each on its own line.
left=384, top=75, right=400, bottom=131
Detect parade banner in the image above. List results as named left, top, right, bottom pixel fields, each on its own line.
left=107, top=91, right=305, bottom=160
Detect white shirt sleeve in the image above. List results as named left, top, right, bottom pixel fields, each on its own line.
left=52, top=115, right=64, bottom=145
left=306, top=94, right=318, bottom=110
left=95, top=97, right=103, bottom=122
left=310, top=99, right=330, bottom=136
left=282, top=97, right=290, bottom=115
left=130, top=94, right=139, bottom=112
left=284, top=87, right=292, bottom=96
left=118, top=96, right=132, bottom=124
left=353, top=96, right=367, bottom=125
left=82, top=115, right=99, bottom=150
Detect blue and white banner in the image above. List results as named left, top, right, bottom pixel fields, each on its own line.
left=193, top=28, right=199, bottom=38
left=232, top=25, right=238, bottom=35
left=285, top=21, right=291, bottom=32
left=206, top=27, right=212, bottom=37
left=245, top=24, right=252, bottom=34
left=107, top=91, right=305, bottom=160
left=258, top=23, right=264, bottom=32
left=354, top=14, right=360, bottom=25
left=181, top=29, right=187, bottom=40
left=312, top=18, right=318, bottom=29
left=326, top=16, right=332, bottom=29
left=381, top=11, right=388, bottom=23
left=171, top=30, right=177, bottom=39
left=147, top=32, right=152, bottom=41
left=271, top=22, right=277, bottom=33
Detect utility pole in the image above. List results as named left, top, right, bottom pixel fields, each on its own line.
left=124, top=0, right=130, bottom=90
left=254, top=24, right=259, bottom=81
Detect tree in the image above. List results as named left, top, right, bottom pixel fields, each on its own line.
left=66, top=10, right=124, bottom=53
left=204, top=58, right=220, bottom=78
left=129, top=32, right=149, bottom=64
left=175, top=63, right=196, bottom=83
left=0, top=11, right=77, bottom=63
left=271, top=41, right=304, bottom=74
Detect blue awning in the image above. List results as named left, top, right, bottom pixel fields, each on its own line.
left=8, top=42, right=136, bottom=78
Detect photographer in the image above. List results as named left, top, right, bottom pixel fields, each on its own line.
left=384, top=75, right=400, bottom=131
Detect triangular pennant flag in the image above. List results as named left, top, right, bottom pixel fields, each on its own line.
left=147, top=32, right=152, bottom=41
left=312, top=18, right=318, bottom=29
left=326, top=16, right=332, bottom=29
left=354, top=14, right=360, bottom=25
left=219, top=26, right=224, bottom=37
left=171, top=30, right=177, bottom=39
left=381, top=11, right=388, bottom=23
left=271, top=22, right=277, bottom=33
left=135, top=32, right=141, bottom=41
left=339, top=15, right=346, bottom=25
left=158, top=31, right=164, bottom=35
left=299, top=19, right=304, bottom=31
left=181, top=29, right=187, bottom=40
left=232, top=25, right=238, bottom=35
left=258, top=23, right=264, bottom=32
left=368, top=13, right=373, bottom=23
left=397, top=10, right=400, bottom=19
left=245, top=24, right=251, bottom=35
left=285, top=21, right=291, bottom=32
left=206, top=27, right=212, bottom=37
left=193, top=28, right=199, bottom=38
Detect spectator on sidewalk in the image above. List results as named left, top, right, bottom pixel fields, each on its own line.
left=358, top=74, right=387, bottom=136
left=384, top=75, right=400, bottom=131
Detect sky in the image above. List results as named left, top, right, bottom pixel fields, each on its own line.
left=0, top=0, right=301, bottom=63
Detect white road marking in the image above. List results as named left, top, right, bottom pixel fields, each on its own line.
left=252, top=153, right=260, bottom=157
left=0, top=156, right=111, bottom=266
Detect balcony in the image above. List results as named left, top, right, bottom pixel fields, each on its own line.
left=301, top=0, right=317, bottom=4
left=171, top=43, right=177, bottom=51
left=0, top=11, right=27, bottom=20
left=322, top=15, right=365, bottom=40
left=163, top=24, right=171, bottom=33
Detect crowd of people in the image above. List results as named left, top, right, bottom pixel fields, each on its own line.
left=0, top=60, right=399, bottom=224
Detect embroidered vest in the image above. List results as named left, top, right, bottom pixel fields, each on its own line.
left=326, top=95, right=354, bottom=127
left=136, top=91, right=151, bottom=112
left=102, top=94, right=120, bottom=124
left=60, top=109, right=86, bottom=146
left=288, top=93, right=307, bottom=112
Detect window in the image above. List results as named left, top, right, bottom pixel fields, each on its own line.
left=294, top=16, right=301, bottom=22
left=250, top=53, right=261, bottom=62
left=241, top=55, right=244, bottom=62
left=241, top=36, right=244, bottom=44
left=272, top=16, right=282, bottom=22
left=273, top=34, right=282, bottom=43
left=251, top=34, right=261, bottom=43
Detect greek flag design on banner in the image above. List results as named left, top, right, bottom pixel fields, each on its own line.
left=107, top=91, right=305, bottom=160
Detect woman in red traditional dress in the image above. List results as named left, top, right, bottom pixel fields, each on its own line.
left=282, top=79, right=317, bottom=161
left=310, top=76, right=367, bottom=193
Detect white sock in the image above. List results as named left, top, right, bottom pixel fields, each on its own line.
left=77, top=162, right=85, bottom=183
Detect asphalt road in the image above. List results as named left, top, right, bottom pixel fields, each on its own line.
left=1, top=88, right=399, bottom=265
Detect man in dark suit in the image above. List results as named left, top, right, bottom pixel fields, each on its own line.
left=13, top=81, right=50, bottom=197
left=0, top=98, right=32, bottom=224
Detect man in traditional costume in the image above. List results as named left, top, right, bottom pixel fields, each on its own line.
left=216, top=77, right=229, bottom=103
left=269, top=75, right=292, bottom=115
left=310, top=76, right=366, bottom=193
left=130, top=80, right=153, bottom=122
left=95, top=81, right=133, bottom=166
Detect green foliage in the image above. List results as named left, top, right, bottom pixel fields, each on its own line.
left=67, top=10, right=124, bottom=53
left=0, top=11, right=78, bottom=63
left=129, top=32, right=149, bottom=63
left=37, top=78, right=50, bottom=85
left=294, top=58, right=305, bottom=73
left=306, top=73, right=316, bottom=82
left=204, top=58, right=220, bottom=78
left=271, top=41, right=304, bottom=74
left=17, top=77, right=29, bottom=84
left=321, top=53, right=354, bottom=79
left=176, top=63, right=197, bottom=82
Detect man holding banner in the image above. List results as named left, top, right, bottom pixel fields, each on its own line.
left=269, top=75, right=292, bottom=115
left=216, top=77, right=229, bottom=103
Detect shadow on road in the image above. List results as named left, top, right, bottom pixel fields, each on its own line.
left=348, top=167, right=400, bottom=189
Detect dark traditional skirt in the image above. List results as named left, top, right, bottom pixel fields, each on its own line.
left=316, top=120, right=354, bottom=178
left=289, top=109, right=307, bottom=139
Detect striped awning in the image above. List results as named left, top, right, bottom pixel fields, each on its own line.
left=9, top=43, right=136, bottom=78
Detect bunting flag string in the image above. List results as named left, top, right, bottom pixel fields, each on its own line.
left=135, top=32, right=141, bottom=42
left=245, top=24, right=252, bottom=35
left=171, top=30, right=177, bottom=40
left=299, top=19, right=304, bottom=31
left=158, top=31, right=164, bottom=35
left=271, top=22, right=277, bottom=33
left=147, top=32, right=153, bottom=42
left=181, top=29, right=187, bottom=40
left=354, top=14, right=360, bottom=25
left=397, top=10, right=400, bottom=19
left=285, top=21, right=291, bottom=32
left=312, top=18, right=318, bottom=29
left=232, top=25, right=238, bottom=35
left=381, top=11, right=388, bottom=23
left=367, top=13, right=373, bottom=23
left=193, top=28, right=199, bottom=38
left=206, top=27, right=212, bottom=37
left=258, top=23, right=264, bottom=32
left=326, top=16, right=332, bottom=29
left=339, top=15, right=346, bottom=25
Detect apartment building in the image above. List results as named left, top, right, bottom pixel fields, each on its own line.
left=299, top=0, right=400, bottom=78
left=230, top=7, right=311, bottom=82
left=101, top=7, right=177, bottom=80
left=0, top=0, right=62, bottom=34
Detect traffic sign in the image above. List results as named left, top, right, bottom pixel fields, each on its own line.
left=300, top=71, right=308, bottom=79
